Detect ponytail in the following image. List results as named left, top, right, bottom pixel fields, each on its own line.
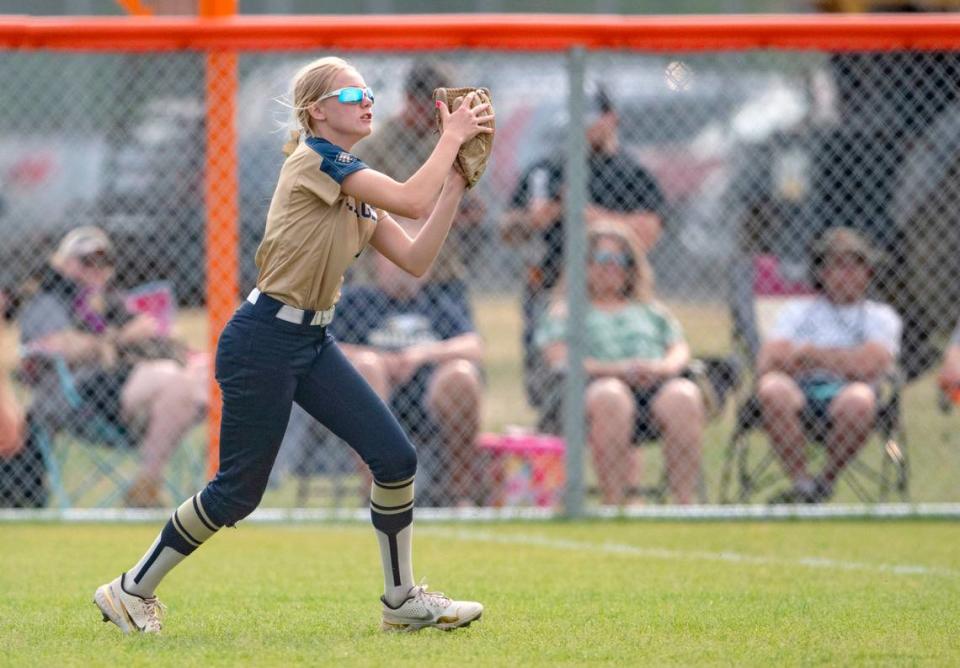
left=282, top=130, right=301, bottom=157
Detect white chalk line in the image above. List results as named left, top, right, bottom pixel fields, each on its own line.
left=419, top=527, right=960, bottom=579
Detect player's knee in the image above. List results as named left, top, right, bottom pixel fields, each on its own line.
left=199, top=482, right=264, bottom=527
left=376, top=438, right=418, bottom=483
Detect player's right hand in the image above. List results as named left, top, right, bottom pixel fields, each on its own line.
left=437, top=91, right=495, bottom=145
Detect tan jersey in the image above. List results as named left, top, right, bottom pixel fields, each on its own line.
left=255, top=137, right=379, bottom=311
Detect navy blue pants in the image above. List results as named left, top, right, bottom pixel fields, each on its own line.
left=200, top=296, right=417, bottom=527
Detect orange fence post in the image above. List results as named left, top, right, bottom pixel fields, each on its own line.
left=202, top=0, right=238, bottom=478
left=113, top=0, right=153, bottom=15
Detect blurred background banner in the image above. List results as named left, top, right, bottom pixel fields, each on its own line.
left=2, top=11, right=960, bottom=516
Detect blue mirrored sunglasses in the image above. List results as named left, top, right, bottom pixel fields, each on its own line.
left=590, top=249, right=632, bottom=268
left=319, top=86, right=375, bottom=105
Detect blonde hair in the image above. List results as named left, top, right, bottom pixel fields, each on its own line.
left=283, top=56, right=354, bottom=156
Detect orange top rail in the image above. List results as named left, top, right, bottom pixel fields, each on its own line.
left=2, top=14, right=960, bottom=51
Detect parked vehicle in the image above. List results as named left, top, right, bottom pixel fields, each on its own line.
left=0, top=97, right=207, bottom=306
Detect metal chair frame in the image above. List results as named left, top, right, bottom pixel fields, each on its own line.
left=718, top=371, right=909, bottom=504
left=25, top=353, right=203, bottom=509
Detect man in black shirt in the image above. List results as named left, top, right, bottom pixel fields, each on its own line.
left=501, top=86, right=666, bottom=408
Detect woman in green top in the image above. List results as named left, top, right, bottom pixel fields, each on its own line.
left=536, top=225, right=705, bottom=505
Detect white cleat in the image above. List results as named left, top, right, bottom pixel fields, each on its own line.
left=381, top=583, right=483, bottom=632
left=93, top=573, right=166, bottom=634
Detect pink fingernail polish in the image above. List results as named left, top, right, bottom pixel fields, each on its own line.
left=435, top=101, right=443, bottom=109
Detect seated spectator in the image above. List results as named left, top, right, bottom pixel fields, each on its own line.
left=0, top=313, right=38, bottom=507
left=330, top=246, right=485, bottom=507
left=0, top=362, right=24, bottom=460
left=757, top=227, right=902, bottom=503
left=535, top=224, right=704, bottom=505
left=17, top=226, right=208, bottom=507
left=937, top=318, right=960, bottom=398
left=500, top=84, right=665, bottom=416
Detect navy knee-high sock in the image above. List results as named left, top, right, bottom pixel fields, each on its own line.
left=123, top=492, right=222, bottom=598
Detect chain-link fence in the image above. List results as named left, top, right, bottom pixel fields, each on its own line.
left=2, top=25, right=960, bottom=513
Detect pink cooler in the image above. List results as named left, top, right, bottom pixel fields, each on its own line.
left=478, top=432, right=565, bottom=508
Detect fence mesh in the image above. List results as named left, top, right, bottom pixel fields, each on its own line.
left=2, top=45, right=959, bottom=512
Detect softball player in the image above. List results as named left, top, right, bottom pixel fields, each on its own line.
left=94, top=56, right=493, bottom=634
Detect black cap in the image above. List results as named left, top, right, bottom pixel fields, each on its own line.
left=405, top=61, right=449, bottom=98
left=591, top=84, right=614, bottom=114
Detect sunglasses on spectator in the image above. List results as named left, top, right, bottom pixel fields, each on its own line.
left=78, top=251, right=115, bottom=268
left=827, top=252, right=869, bottom=267
left=590, top=249, right=632, bottom=268
left=319, top=86, right=375, bottom=105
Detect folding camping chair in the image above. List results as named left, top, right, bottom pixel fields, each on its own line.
left=20, top=351, right=204, bottom=509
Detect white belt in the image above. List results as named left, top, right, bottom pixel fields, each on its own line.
left=247, top=288, right=335, bottom=327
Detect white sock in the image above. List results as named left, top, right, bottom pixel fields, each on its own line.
left=369, top=476, right=415, bottom=607
left=376, top=524, right=415, bottom=606
left=124, top=537, right=188, bottom=599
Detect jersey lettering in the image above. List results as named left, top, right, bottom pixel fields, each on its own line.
left=345, top=197, right=378, bottom=222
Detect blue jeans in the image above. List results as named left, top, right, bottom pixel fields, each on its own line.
left=200, top=296, right=417, bottom=527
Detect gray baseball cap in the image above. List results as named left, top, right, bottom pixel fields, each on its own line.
left=53, top=226, right=113, bottom=263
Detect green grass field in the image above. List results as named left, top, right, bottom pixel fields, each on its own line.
left=1, top=520, right=958, bottom=666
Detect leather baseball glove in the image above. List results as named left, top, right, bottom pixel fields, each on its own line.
left=433, top=87, right=495, bottom=189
